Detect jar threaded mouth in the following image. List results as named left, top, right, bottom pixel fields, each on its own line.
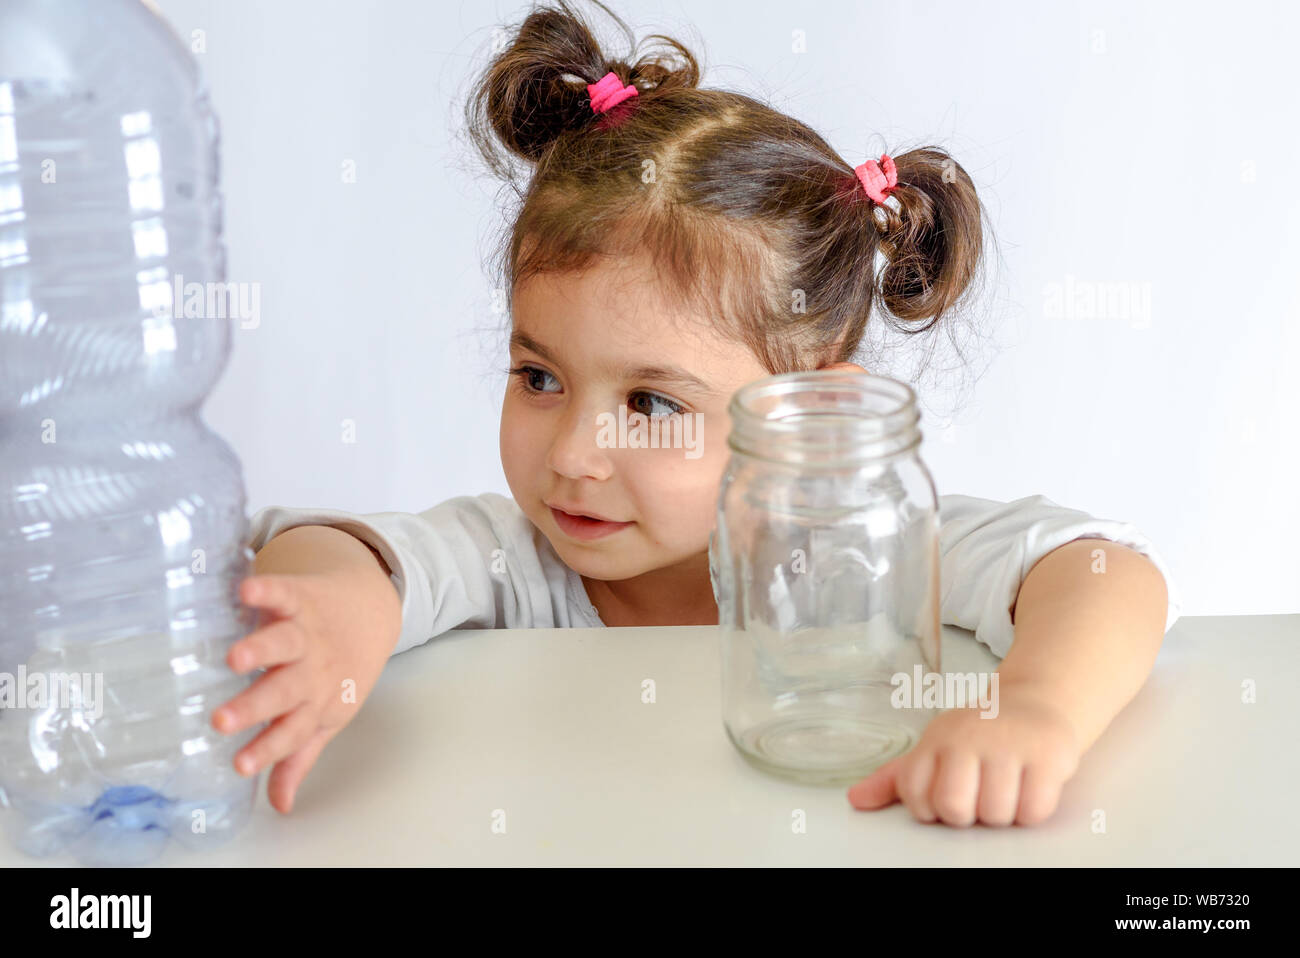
left=727, top=371, right=921, bottom=465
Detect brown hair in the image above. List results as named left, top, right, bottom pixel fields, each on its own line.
left=465, top=0, right=989, bottom=375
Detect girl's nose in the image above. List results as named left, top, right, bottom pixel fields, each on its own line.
left=546, top=403, right=615, bottom=480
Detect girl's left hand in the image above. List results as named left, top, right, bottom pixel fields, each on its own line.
left=846, top=684, right=1083, bottom=827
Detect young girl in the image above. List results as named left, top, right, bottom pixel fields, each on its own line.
left=218, top=0, right=1179, bottom=829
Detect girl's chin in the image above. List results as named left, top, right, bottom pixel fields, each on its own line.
left=548, top=534, right=648, bottom=572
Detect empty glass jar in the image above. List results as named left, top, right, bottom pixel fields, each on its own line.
left=710, top=370, right=941, bottom=785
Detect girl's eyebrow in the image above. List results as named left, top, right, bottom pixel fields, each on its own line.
left=510, top=330, right=720, bottom=397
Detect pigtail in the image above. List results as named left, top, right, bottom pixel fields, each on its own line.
left=872, top=147, right=985, bottom=332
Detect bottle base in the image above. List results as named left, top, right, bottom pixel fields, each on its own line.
left=727, top=714, right=916, bottom=787
left=2, top=779, right=257, bottom=866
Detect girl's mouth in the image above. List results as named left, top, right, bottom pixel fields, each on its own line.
left=549, top=507, right=633, bottom=541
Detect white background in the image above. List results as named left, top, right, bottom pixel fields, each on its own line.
left=153, top=0, right=1299, bottom=615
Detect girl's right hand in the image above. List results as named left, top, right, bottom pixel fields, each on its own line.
left=212, top=569, right=401, bottom=814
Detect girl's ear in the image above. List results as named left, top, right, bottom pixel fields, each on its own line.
left=817, top=361, right=868, bottom=375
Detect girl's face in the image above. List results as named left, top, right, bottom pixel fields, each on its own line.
left=499, top=254, right=774, bottom=583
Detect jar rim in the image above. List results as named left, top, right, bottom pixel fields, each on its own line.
left=728, top=370, right=916, bottom=428
left=725, top=371, right=921, bottom=465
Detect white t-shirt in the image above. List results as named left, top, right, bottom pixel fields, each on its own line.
left=246, top=492, right=1181, bottom=662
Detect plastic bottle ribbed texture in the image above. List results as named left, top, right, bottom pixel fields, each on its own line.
left=0, top=0, right=263, bottom=865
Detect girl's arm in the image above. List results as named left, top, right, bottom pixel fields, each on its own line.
left=247, top=492, right=599, bottom=654
left=850, top=497, right=1179, bottom=826
left=996, top=537, right=1171, bottom=752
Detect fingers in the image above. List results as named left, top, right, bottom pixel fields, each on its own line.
left=232, top=702, right=319, bottom=779
left=212, top=665, right=311, bottom=736
left=1016, top=763, right=1065, bottom=826
left=976, top=757, right=1024, bottom=827
left=240, top=574, right=303, bottom=620
left=929, top=749, right=981, bottom=827
left=896, top=748, right=939, bottom=823
left=227, top=619, right=307, bottom=674
left=267, top=726, right=338, bottom=815
left=894, top=750, right=1061, bottom=827
left=846, top=756, right=902, bottom=810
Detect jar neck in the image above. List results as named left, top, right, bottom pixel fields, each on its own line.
left=726, top=371, right=921, bottom=467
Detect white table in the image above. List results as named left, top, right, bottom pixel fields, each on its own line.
left=4, top=615, right=1297, bottom=866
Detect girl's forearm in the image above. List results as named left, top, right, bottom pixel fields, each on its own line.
left=994, top=538, right=1170, bottom=753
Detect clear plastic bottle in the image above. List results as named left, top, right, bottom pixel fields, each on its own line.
left=711, top=371, right=941, bottom=786
left=0, top=0, right=262, bottom=864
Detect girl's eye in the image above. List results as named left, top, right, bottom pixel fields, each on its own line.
left=508, top=364, right=560, bottom=395
left=509, top=365, right=685, bottom=417
left=629, top=391, right=686, bottom=418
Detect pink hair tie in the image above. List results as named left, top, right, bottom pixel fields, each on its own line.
left=855, top=153, right=898, bottom=204
left=587, top=71, right=638, bottom=114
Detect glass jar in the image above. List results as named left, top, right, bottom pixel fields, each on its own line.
left=710, top=370, right=941, bottom=786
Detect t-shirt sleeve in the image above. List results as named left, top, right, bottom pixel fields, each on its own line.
left=247, top=493, right=561, bottom=656
left=937, top=493, right=1182, bottom=660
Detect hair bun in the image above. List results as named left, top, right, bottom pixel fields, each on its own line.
left=467, top=3, right=608, bottom=172
left=467, top=2, right=702, bottom=180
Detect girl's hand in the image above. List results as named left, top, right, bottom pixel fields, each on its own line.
left=846, top=683, right=1083, bottom=826
left=212, top=570, right=399, bottom=814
